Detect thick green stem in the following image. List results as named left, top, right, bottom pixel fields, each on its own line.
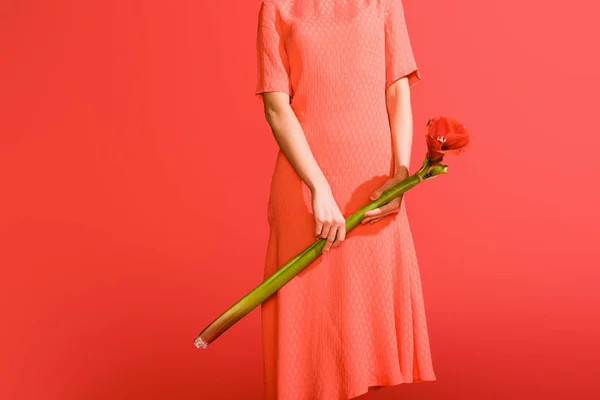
left=194, top=156, right=439, bottom=349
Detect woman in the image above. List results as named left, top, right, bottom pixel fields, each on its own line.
left=255, top=0, right=436, bottom=399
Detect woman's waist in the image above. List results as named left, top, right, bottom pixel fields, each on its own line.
left=290, top=91, right=388, bottom=124
left=296, top=116, right=391, bottom=144
left=271, top=146, right=394, bottom=189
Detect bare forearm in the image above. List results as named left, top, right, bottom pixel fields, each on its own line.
left=263, top=98, right=328, bottom=192
left=385, top=77, right=413, bottom=176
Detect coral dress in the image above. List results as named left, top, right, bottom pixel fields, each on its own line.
left=255, top=0, right=436, bottom=399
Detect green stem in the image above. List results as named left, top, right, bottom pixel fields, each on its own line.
left=194, top=156, right=438, bottom=349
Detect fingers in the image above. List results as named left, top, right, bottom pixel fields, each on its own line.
left=369, top=182, right=389, bottom=200
left=369, top=179, right=395, bottom=201
left=376, top=199, right=401, bottom=216
left=314, top=220, right=323, bottom=237
left=361, top=198, right=401, bottom=224
left=321, top=215, right=346, bottom=253
left=323, top=224, right=338, bottom=253
left=369, top=174, right=406, bottom=200
left=369, top=189, right=382, bottom=201
left=315, top=212, right=331, bottom=241
left=312, top=191, right=346, bottom=254
left=331, top=217, right=346, bottom=249
left=318, top=220, right=331, bottom=241
left=370, top=184, right=390, bottom=200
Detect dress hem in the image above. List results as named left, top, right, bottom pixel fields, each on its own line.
left=346, top=375, right=437, bottom=400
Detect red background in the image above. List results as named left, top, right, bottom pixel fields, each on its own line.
left=1, top=1, right=599, bottom=399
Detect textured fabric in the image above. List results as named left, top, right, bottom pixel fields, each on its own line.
left=255, top=1, right=436, bottom=399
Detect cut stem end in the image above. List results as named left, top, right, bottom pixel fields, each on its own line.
left=194, top=337, right=209, bottom=349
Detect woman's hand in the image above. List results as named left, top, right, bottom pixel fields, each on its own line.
left=362, top=169, right=409, bottom=225
left=311, top=183, right=346, bottom=254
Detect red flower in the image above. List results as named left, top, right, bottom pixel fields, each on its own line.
left=425, top=116, right=470, bottom=164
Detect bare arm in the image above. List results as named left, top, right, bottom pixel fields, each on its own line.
left=260, top=91, right=329, bottom=192
left=254, top=2, right=345, bottom=250
left=362, top=76, right=413, bottom=224
left=260, top=91, right=346, bottom=252
left=385, top=76, right=413, bottom=177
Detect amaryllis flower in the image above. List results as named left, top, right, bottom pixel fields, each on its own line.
left=425, top=116, right=470, bottom=164
left=194, top=116, right=470, bottom=349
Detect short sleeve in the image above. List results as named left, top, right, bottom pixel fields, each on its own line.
left=384, top=0, right=422, bottom=90
left=255, top=1, right=292, bottom=102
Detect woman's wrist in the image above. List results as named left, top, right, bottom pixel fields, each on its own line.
left=307, top=176, right=330, bottom=193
